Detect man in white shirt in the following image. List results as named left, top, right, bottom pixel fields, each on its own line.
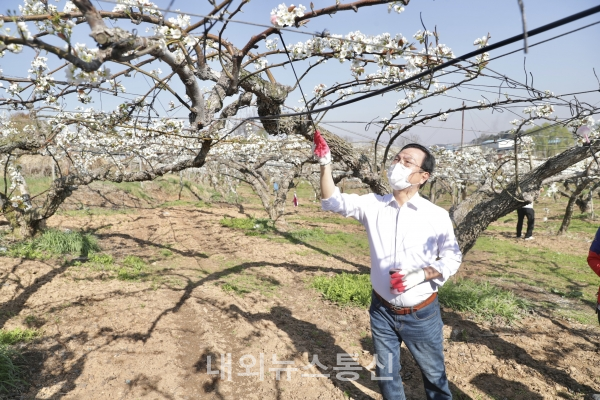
left=315, top=131, right=462, bottom=400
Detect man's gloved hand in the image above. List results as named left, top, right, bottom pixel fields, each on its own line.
left=313, top=130, right=331, bottom=166
left=390, top=268, right=426, bottom=294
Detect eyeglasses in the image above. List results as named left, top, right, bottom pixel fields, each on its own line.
left=392, top=155, right=424, bottom=171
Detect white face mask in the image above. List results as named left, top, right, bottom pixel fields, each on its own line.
left=387, top=163, right=414, bottom=191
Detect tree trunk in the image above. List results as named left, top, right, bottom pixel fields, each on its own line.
left=450, top=143, right=599, bottom=254
left=558, top=179, right=590, bottom=234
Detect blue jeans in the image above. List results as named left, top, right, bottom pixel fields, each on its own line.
left=369, top=291, right=451, bottom=400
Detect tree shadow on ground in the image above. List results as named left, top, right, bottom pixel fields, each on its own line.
left=0, top=259, right=76, bottom=329
left=226, top=304, right=380, bottom=400
left=269, top=228, right=370, bottom=274
left=471, top=373, right=543, bottom=399
left=95, top=232, right=209, bottom=259
left=442, top=309, right=598, bottom=396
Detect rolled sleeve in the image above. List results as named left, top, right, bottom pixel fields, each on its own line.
left=321, top=187, right=344, bottom=212
left=321, top=187, right=370, bottom=222
left=429, top=216, right=462, bottom=286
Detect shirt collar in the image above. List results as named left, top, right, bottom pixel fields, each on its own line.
left=386, top=191, right=422, bottom=210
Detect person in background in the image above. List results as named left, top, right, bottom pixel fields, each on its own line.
left=516, top=202, right=535, bottom=240
left=586, top=228, right=600, bottom=325
left=315, top=129, right=462, bottom=400
left=293, top=192, right=298, bottom=207
left=273, top=181, right=279, bottom=195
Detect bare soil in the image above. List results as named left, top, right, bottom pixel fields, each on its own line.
left=0, top=183, right=599, bottom=400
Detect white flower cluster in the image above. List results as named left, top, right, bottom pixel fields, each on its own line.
left=254, top=58, right=268, bottom=71
left=17, top=0, right=77, bottom=39
left=265, top=39, right=279, bottom=51
left=473, top=36, right=489, bottom=48
left=6, top=82, right=24, bottom=97
left=336, top=88, right=354, bottom=99
left=65, top=43, right=112, bottom=85
left=413, top=30, right=433, bottom=44
left=270, top=4, right=306, bottom=27
left=112, top=0, right=162, bottom=17
left=4, top=162, right=30, bottom=211
left=210, top=131, right=311, bottom=166
left=44, top=105, right=202, bottom=174
left=429, top=145, right=498, bottom=187
left=523, top=104, right=554, bottom=118
left=0, top=20, right=25, bottom=56
left=546, top=182, right=558, bottom=197
left=387, top=2, right=405, bottom=14
left=154, top=12, right=191, bottom=40
left=29, top=57, right=56, bottom=95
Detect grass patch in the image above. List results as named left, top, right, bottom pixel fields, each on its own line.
left=292, top=215, right=361, bottom=226
left=6, top=229, right=100, bottom=259
left=438, top=279, right=529, bottom=322
left=472, top=235, right=596, bottom=301
left=0, top=328, right=40, bottom=345
left=0, top=344, right=25, bottom=394
left=287, top=228, right=327, bottom=242
left=219, top=265, right=280, bottom=297
left=105, top=181, right=151, bottom=201
left=117, top=255, right=147, bottom=281
left=311, top=273, right=372, bottom=308
left=555, top=309, right=598, bottom=325
left=58, top=207, right=132, bottom=217
left=220, top=217, right=369, bottom=256
left=286, top=228, right=369, bottom=257
left=36, top=229, right=99, bottom=256
left=220, top=216, right=275, bottom=236
left=158, top=200, right=206, bottom=208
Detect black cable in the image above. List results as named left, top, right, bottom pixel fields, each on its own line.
left=244, top=4, right=600, bottom=121
left=276, top=31, right=319, bottom=138
left=486, top=19, right=600, bottom=63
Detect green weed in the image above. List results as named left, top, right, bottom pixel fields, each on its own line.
left=288, top=228, right=326, bottom=242
left=37, top=229, right=100, bottom=256
left=0, top=345, right=25, bottom=394
left=160, top=249, right=173, bottom=257
left=219, top=267, right=280, bottom=297
left=220, top=216, right=274, bottom=236
left=311, top=273, right=372, bottom=308
left=438, top=279, right=529, bottom=322
left=6, top=229, right=100, bottom=259
left=88, top=253, right=114, bottom=266
left=0, top=328, right=40, bottom=345
left=117, top=255, right=146, bottom=281
left=292, top=215, right=361, bottom=226
left=7, top=241, right=45, bottom=259
left=58, top=207, right=132, bottom=217
left=473, top=235, right=596, bottom=300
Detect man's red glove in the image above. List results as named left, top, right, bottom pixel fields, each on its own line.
left=313, top=130, right=331, bottom=166
left=390, top=268, right=426, bottom=295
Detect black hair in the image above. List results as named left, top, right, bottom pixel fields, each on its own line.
left=400, top=143, right=435, bottom=174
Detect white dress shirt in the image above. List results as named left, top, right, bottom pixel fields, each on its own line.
left=321, top=188, right=462, bottom=307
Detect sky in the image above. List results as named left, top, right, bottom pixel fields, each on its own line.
left=1, top=0, right=599, bottom=146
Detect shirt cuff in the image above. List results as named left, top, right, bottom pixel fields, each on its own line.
left=429, top=259, right=459, bottom=286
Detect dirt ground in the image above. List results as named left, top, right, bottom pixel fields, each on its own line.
left=1, top=183, right=599, bottom=400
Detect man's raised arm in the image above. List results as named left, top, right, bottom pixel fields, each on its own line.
left=314, top=130, right=335, bottom=199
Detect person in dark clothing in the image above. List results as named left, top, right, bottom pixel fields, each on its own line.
left=586, top=227, right=600, bottom=325
left=516, top=202, right=534, bottom=240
